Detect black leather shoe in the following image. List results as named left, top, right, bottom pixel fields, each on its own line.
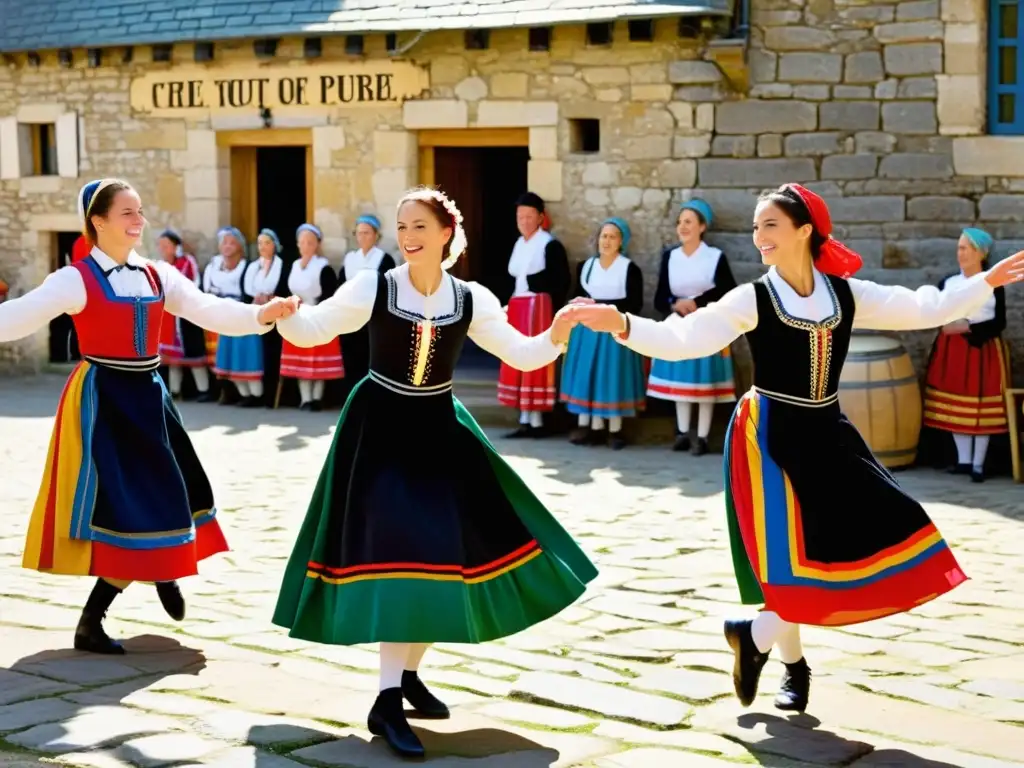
left=610, top=435, right=627, bottom=451
left=724, top=618, right=769, bottom=706
left=970, top=468, right=985, bottom=483
left=402, top=670, right=450, bottom=719
left=156, top=581, right=186, bottom=621
left=672, top=434, right=691, bottom=452
left=506, top=425, right=532, bottom=439
left=73, top=579, right=125, bottom=655
left=299, top=402, right=313, bottom=412
left=195, top=391, right=215, bottom=403
left=775, top=658, right=811, bottom=712
left=310, top=400, right=323, bottom=412
left=239, top=395, right=260, bottom=408
left=691, top=436, right=709, bottom=456
left=368, top=688, right=425, bottom=758
left=947, top=463, right=970, bottom=475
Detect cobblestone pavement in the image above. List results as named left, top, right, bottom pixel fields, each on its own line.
left=1, top=374, right=1023, bottom=768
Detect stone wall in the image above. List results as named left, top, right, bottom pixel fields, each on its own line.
left=1, top=8, right=1022, bottom=383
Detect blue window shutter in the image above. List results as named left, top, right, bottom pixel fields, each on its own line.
left=989, top=0, right=1024, bottom=134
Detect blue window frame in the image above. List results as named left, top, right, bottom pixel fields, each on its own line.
left=990, top=0, right=1024, bottom=134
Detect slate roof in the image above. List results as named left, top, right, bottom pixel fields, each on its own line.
left=0, top=0, right=732, bottom=53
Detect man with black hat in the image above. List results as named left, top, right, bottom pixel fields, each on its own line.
left=497, top=192, right=570, bottom=437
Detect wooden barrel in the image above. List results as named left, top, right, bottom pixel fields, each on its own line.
left=838, top=332, right=922, bottom=468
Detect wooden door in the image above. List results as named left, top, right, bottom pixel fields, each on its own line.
left=230, top=146, right=258, bottom=253
left=433, top=147, right=482, bottom=283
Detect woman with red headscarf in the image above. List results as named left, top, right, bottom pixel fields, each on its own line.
left=572, top=183, right=1024, bottom=715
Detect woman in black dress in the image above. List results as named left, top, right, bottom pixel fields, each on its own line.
left=572, top=183, right=1024, bottom=714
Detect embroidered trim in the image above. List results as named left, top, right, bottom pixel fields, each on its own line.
left=370, top=370, right=453, bottom=395
left=385, top=272, right=465, bottom=326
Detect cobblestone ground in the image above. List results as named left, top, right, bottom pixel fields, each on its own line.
left=1, top=374, right=1023, bottom=768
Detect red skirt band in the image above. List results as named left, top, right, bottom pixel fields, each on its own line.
left=498, top=293, right=556, bottom=412
left=280, top=338, right=345, bottom=380
left=923, top=334, right=1008, bottom=435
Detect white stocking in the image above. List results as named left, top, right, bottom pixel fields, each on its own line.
left=953, top=433, right=972, bottom=464
left=973, top=435, right=990, bottom=471
left=405, top=643, right=430, bottom=672
left=751, top=610, right=796, bottom=654
left=592, top=416, right=606, bottom=431
left=697, top=402, right=714, bottom=439
left=379, top=642, right=409, bottom=691
left=675, top=402, right=692, bottom=433
left=168, top=366, right=183, bottom=395
left=529, top=411, right=543, bottom=428
left=578, top=414, right=590, bottom=428
left=776, top=622, right=804, bottom=664
left=608, top=416, right=623, bottom=433
left=249, top=380, right=264, bottom=398
left=235, top=381, right=250, bottom=397
left=519, top=411, right=530, bottom=425
left=312, top=380, right=325, bottom=400
left=192, top=367, right=210, bottom=393
left=298, top=379, right=313, bottom=404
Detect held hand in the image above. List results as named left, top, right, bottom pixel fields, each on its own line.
left=673, top=298, right=697, bottom=315
left=569, top=297, right=596, bottom=306
left=986, top=250, right=1024, bottom=288
left=550, top=305, right=581, bottom=346
left=572, top=304, right=628, bottom=334
left=942, top=319, right=970, bottom=335
left=258, top=296, right=301, bottom=324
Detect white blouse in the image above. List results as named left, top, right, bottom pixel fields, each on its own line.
left=508, top=230, right=552, bottom=297
left=203, top=256, right=248, bottom=300
left=668, top=241, right=723, bottom=299
left=582, top=256, right=631, bottom=301
left=943, top=272, right=996, bottom=324
left=245, top=255, right=283, bottom=297
left=618, top=266, right=997, bottom=361
left=0, top=247, right=269, bottom=343
left=287, top=256, right=331, bottom=306
left=342, top=247, right=387, bottom=282
left=277, top=263, right=562, bottom=372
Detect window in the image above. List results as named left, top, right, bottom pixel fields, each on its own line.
left=22, top=123, right=57, bottom=176
left=529, top=27, right=552, bottom=52
left=587, top=23, right=613, bottom=46
left=628, top=19, right=655, bottom=42
left=990, top=0, right=1024, bottom=133
left=465, top=29, right=489, bottom=50
left=0, top=113, right=78, bottom=181
left=569, top=118, right=600, bottom=153
left=345, top=35, right=364, bottom=55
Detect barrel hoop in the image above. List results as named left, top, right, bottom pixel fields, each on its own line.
left=839, top=375, right=920, bottom=390
left=845, top=348, right=906, bottom=361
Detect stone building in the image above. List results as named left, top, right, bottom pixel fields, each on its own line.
left=0, top=0, right=1020, bottom=381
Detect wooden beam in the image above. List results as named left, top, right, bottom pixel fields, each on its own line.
left=417, top=128, right=529, bottom=148
left=216, top=128, right=313, bottom=147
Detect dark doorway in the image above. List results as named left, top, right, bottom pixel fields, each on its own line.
left=433, top=145, right=529, bottom=369
left=256, top=146, right=308, bottom=267
left=49, top=231, right=82, bottom=363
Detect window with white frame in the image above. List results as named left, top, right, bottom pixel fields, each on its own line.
left=990, top=0, right=1024, bottom=134
left=0, top=110, right=79, bottom=180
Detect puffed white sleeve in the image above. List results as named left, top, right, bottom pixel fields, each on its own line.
left=158, top=261, right=270, bottom=336
left=467, top=282, right=563, bottom=371
left=275, top=268, right=377, bottom=346
left=850, top=272, right=994, bottom=331
left=0, top=268, right=87, bottom=343
left=617, top=283, right=758, bottom=360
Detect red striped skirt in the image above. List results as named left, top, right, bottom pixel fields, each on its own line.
left=281, top=338, right=345, bottom=380
left=923, top=334, right=1008, bottom=435
left=498, top=294, right=556, bottom=412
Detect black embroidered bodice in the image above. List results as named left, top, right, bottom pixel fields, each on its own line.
left=366, top=271, right=474, bottom=388
left=745, top=275, right=855, bottom=402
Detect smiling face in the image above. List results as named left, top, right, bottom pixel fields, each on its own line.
left=677, top=209, right=706, bottom=248
left=397, top=200, right=452, bottom=266
left=257, top=234, right=277, bottom=260
left=516, top=205, right=543, bottom=239
left=957, top=235, right=985, bottom=275
left=157, top=236, right=177, bottom=262
left=355, top=222, right=378, bottom=252
left=598, top=224, right=622, bottom=258
left=91, top=189, right=145, bottom=252
left=752, top=200, right=811, bottom=268
left=219, top=235, right=242, bottom=260
left=297, top=231, right=320, bottom=259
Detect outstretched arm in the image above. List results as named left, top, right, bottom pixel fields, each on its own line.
left=851, top=273, right=993, bottom=331
left=575, top=283, right=757, bottom=361
left=275, top=269, right=377, bottom=347
left=467, top=282, right=567, bottom=371
left=0, top=268, right=86, bottom=343
left=160, top=262, right=272, bottom=337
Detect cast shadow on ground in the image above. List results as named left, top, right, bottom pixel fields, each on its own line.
left=735, top=713, right=964, bottom=768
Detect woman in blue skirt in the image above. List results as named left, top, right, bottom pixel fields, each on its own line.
left=648, top=199, right=737, bottom=454
left=559, top=218, right=645, bottom=450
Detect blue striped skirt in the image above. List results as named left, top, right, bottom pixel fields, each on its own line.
left=213, top=334, right=264, bottom=382
left=559, top=326, right=646, bottom=418
left=647, top=351, right=736, bottom=404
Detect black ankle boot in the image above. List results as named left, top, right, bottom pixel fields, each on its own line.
left=724, top=618, right=770, bottom=706
left=775, top=658, right=811, bottom=712
left=74, top=579, right=125, bottom=655
left=368, top=688, right=424, bottom=758
left=156, top=581, right=186, bottom=621
left=402, top=670, right=450, bottom=719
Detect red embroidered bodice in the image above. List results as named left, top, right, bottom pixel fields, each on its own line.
left=71, top=257, right=165, bottom=359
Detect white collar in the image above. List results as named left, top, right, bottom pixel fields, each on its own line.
left=90, top=246, right=148, bottom=271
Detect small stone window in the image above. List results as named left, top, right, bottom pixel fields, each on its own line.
left=628, top=19, right=655, bottom=42
left=385, top=33, right=398, bottom=53
left=465, top=29, right=490, bottom=50
left=152, top=44, right=173, bottom=63
left=989, top=0, right=1024, bottom=133
left=22, top=124, right=57, bottom=176
left=587, top=23, right=613, bottom=46
left=569, top=118, right=600, bottom=154
left=529, top=27, right=552, bottom=52
left=678, top=17, right=701, bottom=39
left=304, top=37, right=322, bottom=59
left=346, top=35, right=364, bottom=55
left=0, top=110, right=79, bottom=182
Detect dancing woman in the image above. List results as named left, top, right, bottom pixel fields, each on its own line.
left=571, top=183, right=1024, bottom=713
left=272, top=187, right=596, bottom=758
left=0, top=179, right=295, bottom=654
